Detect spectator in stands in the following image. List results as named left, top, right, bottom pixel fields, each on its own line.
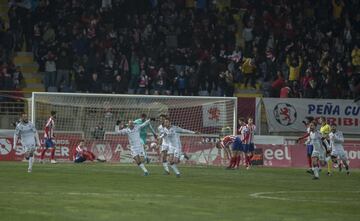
left=137, top=70, right=149, bottom=94
left=301, top=70, right=317, bottom=98
left=271, top=71, right=285, bottom=97
left=88, top=73, right=102, bottom=93
left=56, top=46, right=72, bottom=89
left=43, top=50, right=57, bottom=91
left=352, top=45, right=360, bottom=67
left=112, top=74, right=127, bottom=94
left=92, top=122, right=105, bottom=140
left=286, top=52, right=303, bottom=82
left=241, top=58, right=256, bottom=89
left=280, top=82, right=292, bottom=98
left=12, top=66, right=24, bottom=89
left=4, top=0, right=359, bottom=99
left=174, top=71, right=187, bottom=96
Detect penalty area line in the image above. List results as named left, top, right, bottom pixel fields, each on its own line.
left=249, top=190, right=360, bottom=203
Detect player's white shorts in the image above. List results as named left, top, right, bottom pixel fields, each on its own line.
left=160, top=144, right=169, bottom=152
left=130, top=146, right=145, bottom=158
left=168, top=146, right=181, bottom=158
left=23, top=144, right=36, bottom=154
left=311, top=143, right=326, bottom=161
left=331, top=149, right=347, bottom=161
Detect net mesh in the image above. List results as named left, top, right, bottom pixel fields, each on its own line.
left=32, top=93, right=236, bottom=162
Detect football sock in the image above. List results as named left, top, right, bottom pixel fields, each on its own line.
left=236, top=155, right=241, bottom=167
left=229, top=156, right=236, bottom=168
left=139, top=163, right=148, bottom=173
left=40, top=148, right=46, bottom=159
left=327, top=159, right=332, bottom=173
left=313, top=167, right=319, bottom=178
left=162, top=161, right=169, bottom=172
left=28, top=157, right=33, bottom=170
left=307, top=156, right=312, bottom=168
left=50, top=148, right=55, bottom=160
left=171, top=164, right=180, bottom=175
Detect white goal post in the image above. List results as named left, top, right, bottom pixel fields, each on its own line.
left=31, top=92, right=237, bottom=162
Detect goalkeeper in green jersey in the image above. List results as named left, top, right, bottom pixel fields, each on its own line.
left=134, top=113, right=157, bottom=163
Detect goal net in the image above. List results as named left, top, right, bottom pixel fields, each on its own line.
left=31, top=92, right=237, bottom=163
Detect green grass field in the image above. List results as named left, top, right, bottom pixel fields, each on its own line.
left=0, top=162, right=359, bottom=221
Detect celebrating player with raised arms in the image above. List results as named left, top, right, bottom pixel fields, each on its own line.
left=329, top=124, right=350, bottom=175
left=133, top=113, right=157, bottom=164
left=40, top=111, right=57, bottom=164
left=13, top=113, right=41, bottom=173
left=115, top=118, right=152, bottom=176
left=160, top=119, right=195, bottom=177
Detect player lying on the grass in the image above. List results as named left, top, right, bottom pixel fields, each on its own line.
left=159, top=119, right=196, bottom=177
left=296, top=117, right=315, bottom=174
left=329, top=123, right=350, bottom=175
left=115, top=118, right=154, bottom=176
left=216, top=134, right=243, bottom=170
left=13, top=112, right=41, bottom=173
left=73, top=140, right=106, bottom=163
left=40, top=111, right=57, bottom=164
left=157, top=114, right=170, bottom=174
left=134, top=113, right=157, bottom=164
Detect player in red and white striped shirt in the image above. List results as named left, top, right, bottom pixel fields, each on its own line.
left=245, top=117, right=256, bottom=169
left=73, top=140, right=105, bottom=163
left=40, top=111, right=57, bottom=164
left=216, top=134, right=243, bottom=169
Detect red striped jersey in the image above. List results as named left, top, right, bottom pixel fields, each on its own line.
left=239, top=125, right=250, bottom=144
left=220, top=135, right=237, bottom=148
left=247, top=124, right=256, bottom=143
left=44, top=117, right=55, bottom=139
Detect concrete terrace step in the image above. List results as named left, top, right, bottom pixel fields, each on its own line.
left=24, top=77, right=42, bottom=84
left=22, top=87, right=45, bottom=92
left=14, top=55, right=35, bottom=64
left=234, top=93, right=262, bottom=98
left=17, top=64, right=39, bottom=74
left=22, top=72, right=43, bottom=78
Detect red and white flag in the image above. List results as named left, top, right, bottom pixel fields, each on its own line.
left=202, top=103, right=226, bottom=127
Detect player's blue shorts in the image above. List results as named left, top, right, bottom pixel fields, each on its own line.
left=44, top=138, right=55, bottom=148
left=243, top=143, right=255, bottom=153
left=74, top=156, right=86, bottom=163
left=231, top=136, right=243, bottom=151
left=306, top=144, right=313, bottom=156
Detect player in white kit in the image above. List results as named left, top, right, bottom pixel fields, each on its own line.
left=329, top=123, right=350, bottom=175
left=13, top=113, right=41, bottom=173
left=115, top=118, right=152, bottom=176
left=160, top=119, right=196, bottom=177
left=157, top=114, right=171, bottom=174
left=308, top=122, right=328, bottom=180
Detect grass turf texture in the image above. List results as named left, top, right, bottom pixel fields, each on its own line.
left=0, top=162, right=359, bottom=221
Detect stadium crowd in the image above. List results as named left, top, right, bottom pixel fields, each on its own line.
left=0, top=0, right=359, bottom=98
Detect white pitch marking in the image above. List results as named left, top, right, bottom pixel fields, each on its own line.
left=249, top=190, right=360, bottom=203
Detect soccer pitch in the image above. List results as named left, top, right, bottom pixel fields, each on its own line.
left=0, top=162, right=359, bottom=221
